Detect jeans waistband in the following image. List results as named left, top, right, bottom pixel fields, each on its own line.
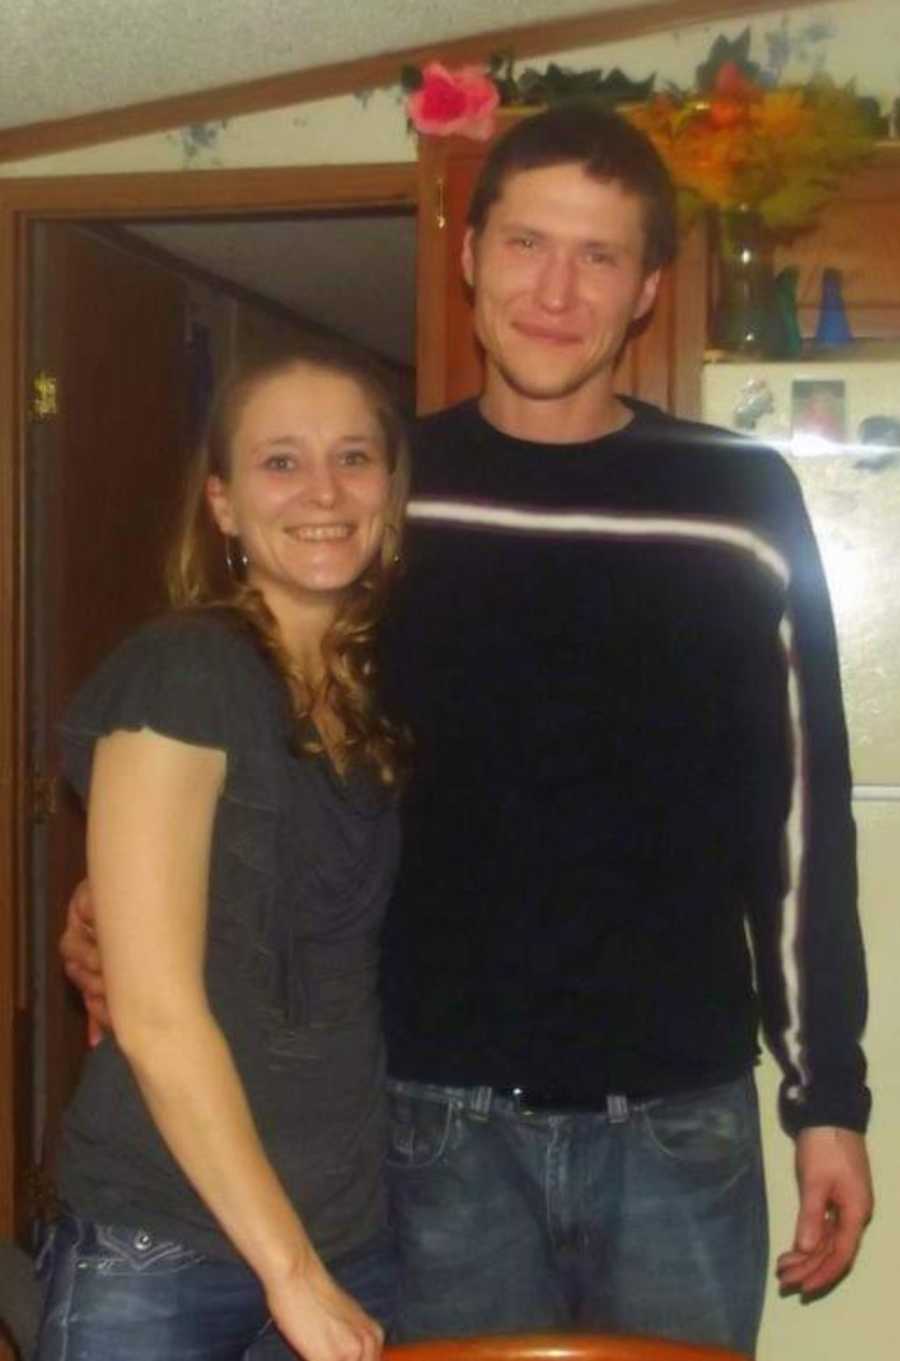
left=387, top=1078, right=655, bottom=1123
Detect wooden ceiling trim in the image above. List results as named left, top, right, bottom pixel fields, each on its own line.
left=0, top=162, right=417, bottom=217
left=0, top=1, right=814, bottom=166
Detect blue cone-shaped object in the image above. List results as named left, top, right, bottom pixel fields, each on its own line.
left=815, top=267, right=853, bottom=346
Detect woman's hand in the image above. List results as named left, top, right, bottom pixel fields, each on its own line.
left=266, top=1254, right=384, bottom=1361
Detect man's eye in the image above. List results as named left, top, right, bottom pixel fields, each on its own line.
left=510, top=234, right=537, bottom=250
left=264, top=453, right=294, bottom=471
left=585, top=250, right=614, bottom=266
left=341, top=448, right=370, bottom=466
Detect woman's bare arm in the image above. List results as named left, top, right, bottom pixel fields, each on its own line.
left=88, top=728, right=382, bottom=1361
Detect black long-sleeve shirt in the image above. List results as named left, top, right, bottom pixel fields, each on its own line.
left=380, top=398, right=870, bottom=1135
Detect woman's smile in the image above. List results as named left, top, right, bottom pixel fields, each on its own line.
left=286, top=522, right=355, bottom=542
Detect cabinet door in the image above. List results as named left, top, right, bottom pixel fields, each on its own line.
left=415, top=117, right=709, bottom=418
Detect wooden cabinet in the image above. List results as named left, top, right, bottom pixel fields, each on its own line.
left=415, top=114, right=710, bottom=420
left=772, top=144, right=900, bottom=341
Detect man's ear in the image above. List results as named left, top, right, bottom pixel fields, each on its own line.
left=634, top=267, right=662, bottom=323
left=205, top=475, right=236, bottom=536
left=461, top=227, right=477, bottom=290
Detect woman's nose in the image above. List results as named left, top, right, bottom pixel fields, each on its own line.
left=301, top=461, right=339, bottom=504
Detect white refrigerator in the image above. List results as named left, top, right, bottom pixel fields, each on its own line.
left=703, top=355, right=900, bottom=1361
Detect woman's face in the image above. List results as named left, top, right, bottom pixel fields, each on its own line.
left=207, top=362, right=392, bottom=618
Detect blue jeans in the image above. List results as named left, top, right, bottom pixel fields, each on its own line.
left=35, top=1214, right=397, bottom=1360
left=387, top=1075, right=767, bottom=1357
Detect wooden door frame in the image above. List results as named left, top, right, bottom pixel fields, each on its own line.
left=0, top=160, right=417, bottom=1238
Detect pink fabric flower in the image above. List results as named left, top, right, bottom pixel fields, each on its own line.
left=407, top=62, right=500, bottom=142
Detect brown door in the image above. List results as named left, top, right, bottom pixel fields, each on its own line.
left=415, top=115, right=709, bottom=419
left=24, top=223, right=190, bottom=1215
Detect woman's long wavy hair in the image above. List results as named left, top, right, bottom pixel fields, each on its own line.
left=167, top=339, right=411, bottom=787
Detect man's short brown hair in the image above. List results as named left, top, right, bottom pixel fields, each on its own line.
left=467, top=102, right=678, bottom=275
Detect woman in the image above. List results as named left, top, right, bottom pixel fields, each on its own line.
left=36, top=340, right=410, bottom=1361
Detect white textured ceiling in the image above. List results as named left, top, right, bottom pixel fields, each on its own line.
left=2, top=0, right=644, bottom=131
left=5, top=1, right=653, bottom=369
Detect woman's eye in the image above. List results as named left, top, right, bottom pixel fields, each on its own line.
left=264, top=453, right=294, bottom=471
left=340, top=448, right=370, bottom=466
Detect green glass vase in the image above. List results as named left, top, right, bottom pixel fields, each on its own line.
left=712, top=206, right=776, bottom=355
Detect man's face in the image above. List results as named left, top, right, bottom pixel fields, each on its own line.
left=462, top=163, right=660, bottom=406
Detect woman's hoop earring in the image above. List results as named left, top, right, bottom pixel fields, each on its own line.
left=225, top=536, right=249, bottom=582
left=384, top=523, right=401, bottom=567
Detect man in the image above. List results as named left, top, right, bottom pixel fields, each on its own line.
left=63, top=105, right=872, bottom=1356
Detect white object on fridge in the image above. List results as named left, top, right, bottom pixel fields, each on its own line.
left=702, top=355, right=900, bottom=790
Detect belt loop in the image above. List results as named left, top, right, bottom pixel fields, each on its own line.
left=607, top=1093, right=630, bottom=1124
left=468, top=1085, right=494, bottom=1121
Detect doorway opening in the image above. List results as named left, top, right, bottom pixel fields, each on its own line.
left=0, top=160, right=418, bottom=1238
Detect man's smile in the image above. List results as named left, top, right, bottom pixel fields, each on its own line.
left=513, top=321, right=583, bottom=345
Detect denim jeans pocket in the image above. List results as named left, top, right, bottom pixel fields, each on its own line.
left=386, top=1086, right=455, bottom=1169
left=58, top=1217, right=207, bottom=1276
left=640, top=1076, right=757, bottom=1167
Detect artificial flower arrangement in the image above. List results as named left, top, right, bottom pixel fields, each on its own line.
left=402, top=30, right=882, bottom=233
left=626, top=31, right=879, bottom=231
left=402, top=51, right=652, bottom=142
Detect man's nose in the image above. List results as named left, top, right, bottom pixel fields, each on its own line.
left=535, top=251, right=577, bottom=312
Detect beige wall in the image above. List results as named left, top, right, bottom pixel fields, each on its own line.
left=4, top=3, right=897, bottom=1357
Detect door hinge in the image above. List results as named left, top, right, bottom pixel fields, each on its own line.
left=31, top=370, right=59, bottom=422
left=435, top=175, right=446, bottom=230
left=29, top=772, right=58, bottom=821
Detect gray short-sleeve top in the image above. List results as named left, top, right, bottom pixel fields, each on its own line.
left=57, top=609, right=401, bottom=1264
